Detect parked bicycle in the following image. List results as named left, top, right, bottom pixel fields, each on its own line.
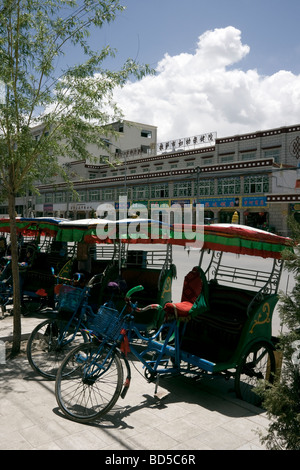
left=55, top=285, right=165, bottom=423
left=26, top=272, right=104, bottom=379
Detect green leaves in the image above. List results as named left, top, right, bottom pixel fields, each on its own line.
left=0, top=0, right=154, bottom=198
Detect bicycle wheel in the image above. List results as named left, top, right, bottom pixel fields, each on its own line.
left=235, top=341, right=276, bottom=406
left=55, top=342, right=123, bottom=423
left=26, top=318, right=88, bottom=379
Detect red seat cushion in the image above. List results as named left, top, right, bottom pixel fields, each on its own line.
left=163, top=267, right=208, bottom=321
left=164, top=301, right=193, bottom=319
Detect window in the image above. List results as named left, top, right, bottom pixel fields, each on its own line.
left=89, top=172, right=97, bottom=179
left=54, top=192, right=65, bottom=203
left=220, top=154, right=234, bottom=163
left=88, top=189, right=100, bottom=202
left=202, top=157, right=213, bottom=165
left=217, top=177, right=240, bottom=195
left=194, top=179, right=214, bottom=196
left=141, top=129, right=152, bottom=138
left=244, top=175, right=269, bottom=194
left=133, top=185, right=149, bottom=199
left=45, top=193, right=53, bottom=203
left=241, top=152, right=256, bottom=161
left=151, top=183, right=169, bottom=198
left=173, top=182, right=192, bottom=197
left=77, top=190, right=86, bottom=202
left=141, top=145, right=151, bottom=154
left=116, top=187, right=131, bottom=199
left=102, top=188, right=115, bottom=201
left=264, top=148, right=280, bottom=163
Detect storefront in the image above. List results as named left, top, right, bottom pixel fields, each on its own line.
left=241, top=196, right=269, bottom=229
left=219, top=210, right=240, bottom=223
left=243, top=211, right=268, bottom=229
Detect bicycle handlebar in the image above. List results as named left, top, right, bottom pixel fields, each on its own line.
left=135, top=303, right=162, bottom=313
left=125, top=285, right=144, bottom=299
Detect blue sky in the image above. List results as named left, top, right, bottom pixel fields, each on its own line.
left=97, top=0, right=300, bottom=76
left=62, top=0, right=300, bottom=142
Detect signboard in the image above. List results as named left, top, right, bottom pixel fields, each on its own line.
left=196, top=197, right=240, bottom=208
left=242, top=196, right=267, bottom=208
left=157, top=132, right=216, bottom=154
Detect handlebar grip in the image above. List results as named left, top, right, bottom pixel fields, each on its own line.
left=135, top=304, right=162, bottom=313
left=126, top=285, right=144, bottom=298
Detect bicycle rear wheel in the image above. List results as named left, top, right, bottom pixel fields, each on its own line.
left=26, top=318, right=88, bottom=379
left=235, top=341, right=276, bottom=406
left=55, top=342, right=123, bottom=423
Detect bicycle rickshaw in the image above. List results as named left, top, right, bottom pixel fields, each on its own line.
left=0, top=217, right=70, bottom=314
left=55, top=217, right=176, bottom=310
left=0, top=217, right=131, bottom=315
left=26, top=218, right=176, bottom=378
left=54, top=222, right=294, bottom=423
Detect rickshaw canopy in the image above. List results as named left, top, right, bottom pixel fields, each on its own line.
left=55, top=218, right=293, bottom=260
left=0, top=217, right=294, bottom=260
left=0, top=217, right=66, bottom=238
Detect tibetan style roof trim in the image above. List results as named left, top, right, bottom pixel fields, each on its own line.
left=217, top=124, right=300, bottom=144
left=266, top=194, right=300, bottom=203
left=85, top=146, right=215, bottom=170
left=200, top=158, right=274, bottom=173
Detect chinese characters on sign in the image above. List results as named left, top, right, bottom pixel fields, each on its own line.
left=242, top=196, right=267, bottom=207
left=195, top=196, right=267, bottom=208
left=157, top=132, right=216, bottom=154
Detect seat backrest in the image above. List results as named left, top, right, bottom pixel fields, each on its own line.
left=181, top=266, right=207, bottom=304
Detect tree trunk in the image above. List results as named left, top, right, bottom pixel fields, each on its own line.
left=8, top=191, right=22, bottom=355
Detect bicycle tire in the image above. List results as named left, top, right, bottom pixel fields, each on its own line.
left=55, top=342, right=123, bottom=423
left=26, top=318, right=88, bottom=379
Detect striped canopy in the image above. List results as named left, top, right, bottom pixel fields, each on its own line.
left=0, top=217, right=66, bottom=238
left=55, top=218, right=293, bottom=259
left=0, top=217, right=294, bottom=259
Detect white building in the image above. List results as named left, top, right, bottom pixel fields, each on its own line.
left=2, top=121, right=300, bottom=236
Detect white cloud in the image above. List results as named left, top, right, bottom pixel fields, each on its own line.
left=113, top=26, right=300, bottom=142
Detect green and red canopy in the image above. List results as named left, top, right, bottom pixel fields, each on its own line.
left=0, top=217, right=65, bottom=238
left=0, top=217, right=294, bottom=259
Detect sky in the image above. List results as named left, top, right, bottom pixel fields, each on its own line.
left=63, top=0, right=300, bottom=143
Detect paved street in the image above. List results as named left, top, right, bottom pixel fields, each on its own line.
left=0, top=313, right=270, bottom=451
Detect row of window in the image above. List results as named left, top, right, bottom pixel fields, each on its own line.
left=37, top=175, right=269, bottom=204
left=89, top=149, right=280, bottom=179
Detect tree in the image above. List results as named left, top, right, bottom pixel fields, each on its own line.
left=0, top=0, right=153, bottom=354
left=258, top=217, right=300, bottom=450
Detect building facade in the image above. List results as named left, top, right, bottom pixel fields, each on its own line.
left=3, top=121, right=300, bottom=236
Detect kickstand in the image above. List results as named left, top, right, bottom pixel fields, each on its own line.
left=154, top=374, right=170, bottom=400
